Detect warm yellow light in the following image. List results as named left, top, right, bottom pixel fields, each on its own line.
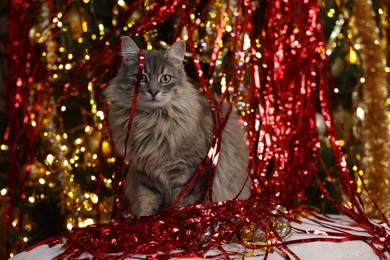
left=354, top=43, right=361, bottom=50
left=220, top=77, right=227, bottom=94
left=46, top=154, right=55, bottom=164
left=102, top=141, right=111, bottom=155
left=1, top=188, right=7, bottom=196
left=66, top=223, right=73, bottom=231
left=39, top=178, right=46, bottom=185
left=349, top=47, right=357, bottom=64
left=68, top=191, right=74, bottom=198
left=82, top=21, right=88, bottom=32
left=356, top=106, right=365, bottom=120
left=327, top=8, right=335, bottom=18
left=25, top=224, right=32, bottom=231
left=91, top=194, right=99, bottom=203
left=12, top=219, right=18, bottom=227
left=80, top=218, right=94, bottom=227
left=96, top=111, right=104, bottom=120
left=85, top=125, right=91, bottom=133
left=209, top=11, right=217, bottom=19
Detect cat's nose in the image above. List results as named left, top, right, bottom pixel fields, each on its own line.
left=148, top=90, right=159, bottom=97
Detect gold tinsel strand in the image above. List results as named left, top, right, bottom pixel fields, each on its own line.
left=352, top=0, right=390, bottom=219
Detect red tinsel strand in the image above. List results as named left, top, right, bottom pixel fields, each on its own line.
left=173, top=0, right=202, bottom=42
left=110, top=49, right=144, bottom=220
left=207, top=1, right=230, bottom=78
left=4, top=0, right=44, bottom=254
left=183, top=29, right=221, bottom=203
left=170, top=2, right=227, bottom=203
left=48, top=199, right=293, bottom=259
left=122, top=49, right=144, bottom=165
left=172, top=151, right=211, bottom=207
left=254, top=0, right=320, bottom=205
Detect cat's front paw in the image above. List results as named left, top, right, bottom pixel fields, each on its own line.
left=130, top=200, right=159, bottom=216
left=132, top=206, right=157, bottom=217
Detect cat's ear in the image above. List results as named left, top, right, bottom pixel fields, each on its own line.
left=121, top=36, right=139, bottom=65
left=166, top=40, right=186, bottom=66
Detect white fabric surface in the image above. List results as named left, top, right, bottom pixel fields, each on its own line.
left=11, top=215, right=389, bottom=259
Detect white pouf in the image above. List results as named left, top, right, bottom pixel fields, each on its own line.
left=11, top=214, right=389, bottom=259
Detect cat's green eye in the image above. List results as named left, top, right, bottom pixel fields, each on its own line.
left=160, top=74, right=171, bottom=84
left=140, top=74, right=147, bottom=83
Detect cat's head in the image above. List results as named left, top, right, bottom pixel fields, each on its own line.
left=107, top=36, right=189, bottom=110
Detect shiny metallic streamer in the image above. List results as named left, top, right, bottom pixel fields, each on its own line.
left=352, top=0, right=390, bottom=219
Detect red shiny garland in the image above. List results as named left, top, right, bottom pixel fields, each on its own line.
left=32, top=199, right=292, bottom=259
left=4, top=0, right=389, bottom=258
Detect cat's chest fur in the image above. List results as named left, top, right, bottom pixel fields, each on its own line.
left=127, top=100, right=210, bottom=175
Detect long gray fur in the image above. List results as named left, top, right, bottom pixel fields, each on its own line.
left=104, top=37, right=250, bottom=216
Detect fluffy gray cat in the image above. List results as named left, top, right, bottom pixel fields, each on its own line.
left=104, top=36, right=251, bottom=216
